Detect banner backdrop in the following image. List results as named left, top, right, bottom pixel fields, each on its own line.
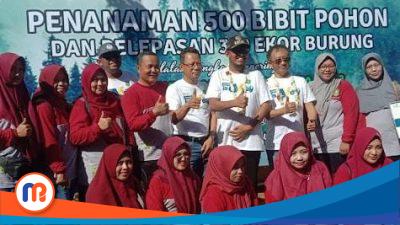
left=0, top=0, right=399, bottom=102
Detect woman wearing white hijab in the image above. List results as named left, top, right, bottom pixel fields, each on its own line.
left=309, top=53, right=362, bottom=173
left=357, top=52, right=400, bottom=161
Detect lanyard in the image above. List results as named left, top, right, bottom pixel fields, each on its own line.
left=270, top=74, right=300, bottom=104
left=226, top=69, right=251, bottom=96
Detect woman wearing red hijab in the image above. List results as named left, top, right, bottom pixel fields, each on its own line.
left=264, top=132, right=332, bottom=203
left=31, top=64, right=73, bottom=199
left=86, top=143, right=143, bottom=208
left=69, top=63, right=125, bottom=189
left=0, top=53, right=38, bottom=191
left=334, top=127, right=392, bottom=185
left=146, top=136, right=201, bottom=213
left=200, top=146, right=257, bottom=213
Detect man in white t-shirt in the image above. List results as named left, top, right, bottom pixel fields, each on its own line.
left=206, top=35, right=272, bottom=189
left=166, top=47, right=217, bottom=177
left=265, top=44, right=317, bottom=167
left=97, top=42, right=138, bottom=96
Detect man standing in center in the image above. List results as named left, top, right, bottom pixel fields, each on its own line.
left=264, top=44, right=317, bottom=167
left=205, top=35, right=272, bottom=189
left=166, top=47, right=217, bottom=177
left=121, top=51, right=171, bottom=188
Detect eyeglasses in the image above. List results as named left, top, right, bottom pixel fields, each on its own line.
left=319, top=65, right=336, bottom=71
left=271, top=57, right=290, bottom=64
left=366, top=63, right=381, bottom=70
left=182, top=62, right=202, bottom=68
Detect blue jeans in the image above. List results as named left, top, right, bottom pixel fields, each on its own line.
left=40, top=166, right=69, bottom=200
left=55, top=184, right=69, bottom=199
left=187, top=140, right=205, bottom=178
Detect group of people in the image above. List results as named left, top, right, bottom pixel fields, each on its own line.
left=0, top=34, right=398, bottom=213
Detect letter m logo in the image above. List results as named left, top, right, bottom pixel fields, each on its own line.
left=22, top=182, right=47, bottom=202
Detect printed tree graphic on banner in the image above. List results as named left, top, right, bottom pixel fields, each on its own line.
left=288, top=0, right=316, bottom=80
left=157, top=0, right=181, bottom=82
left=369, top=0, right=400, bottom=82
left=42, top=35, right=63, bottom=66
left=157, top=0, right=170, bottom=42
left=0, top=24, right=10, bottom=52
left=176, top=0, right=213, bottom=82
left=191, top=0, right=224, bottom=82
left=106, top=1, right=155, bottom=82
left=178, top=0, right=200, bottom=41
left=289, top=0, right=314, bottom=9
left=158, top=0, right=170, bottom=17
left=83, top=56, right=96, bottom=66
left=23, top=57, right=38, bottom=96
left=259, top=0, right=275, bottom=9
left=67, top=63, right=81, bottom=103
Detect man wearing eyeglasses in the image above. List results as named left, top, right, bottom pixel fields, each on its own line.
left=165, top=47, right=217, bottom=177
left=264, top=44, right=317, bottom=167
left=97, top=42, right=138, bottom=96
left=205, top=35, right=272, bottom=189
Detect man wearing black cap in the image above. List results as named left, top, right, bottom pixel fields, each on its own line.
left=97, top=42, right=138, bottom=96
left=206, top=35, right=271, bottom=188
left=205, top=34, right=272, bottom=189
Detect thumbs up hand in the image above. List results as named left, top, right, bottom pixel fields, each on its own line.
left=16, top=117, right=32, bottom=137
left=98, top=111, right=112, bottom=130
left=235, top=93, right=248, bottom=108
left=185, top=89, right=201, bottom=109
left=284, top=97, right=297, bottom=114
left=152, top=95, right=169, bottom=116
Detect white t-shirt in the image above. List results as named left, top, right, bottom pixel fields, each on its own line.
left=206, top=68, right=272, bottom=151
left=108, top=71, right=138, bottom=96
left=265, top=74, right=316, bottom=150
left=166, top=79, right=210, bottom=137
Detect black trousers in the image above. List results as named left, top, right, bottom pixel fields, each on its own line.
left=314, top=153, right=347, bottom=174
left=240, top=151, right=261, bottom=191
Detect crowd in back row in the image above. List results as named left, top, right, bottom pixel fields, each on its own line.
left=0, top=34, right=398, bottom=213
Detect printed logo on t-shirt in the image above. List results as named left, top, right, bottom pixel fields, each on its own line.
left=183, top=95, right=192, bottom=103
left=269, top=75, right=301, bottom=105
left=221, top=82, right=254, bottom=94
left=222, top=82, right=231, bottom=91
left=270, top=87, right=300, bottom=105
left=270, top=88, right=285, bottom=99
